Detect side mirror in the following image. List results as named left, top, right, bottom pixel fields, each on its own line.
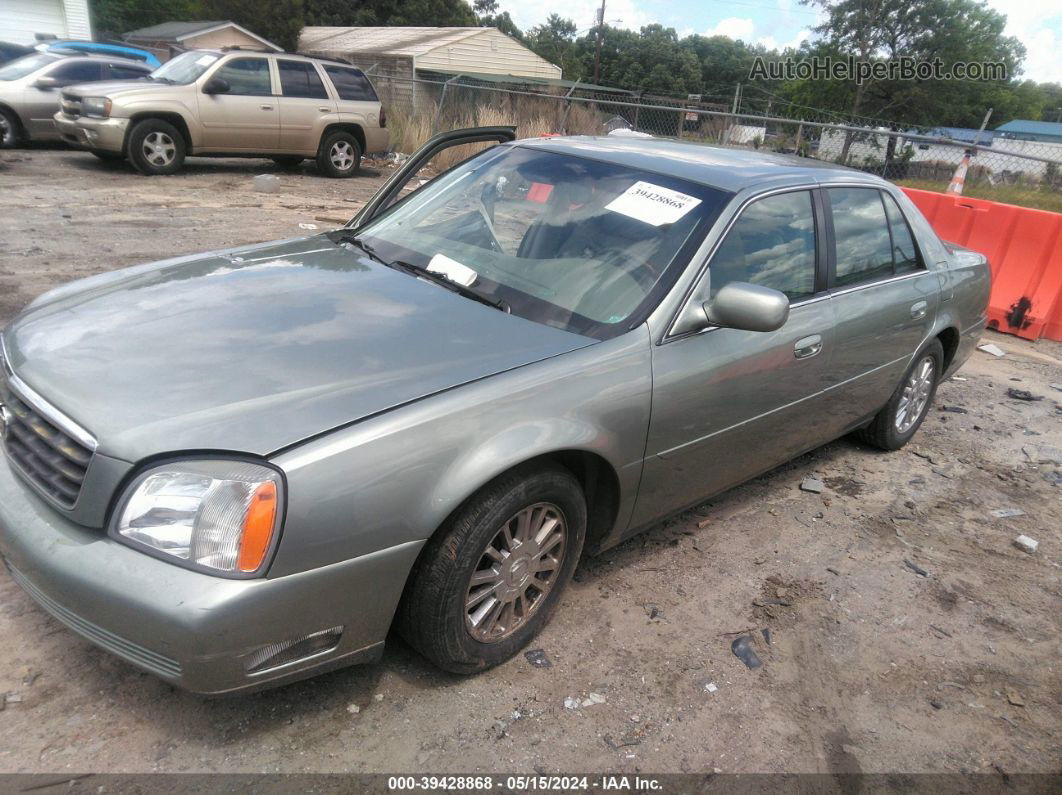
left=202, top=77, right=230, bottom=95
left=704, top=281, right=790, bottom=332
left=34, top=76, right=58, bottom=90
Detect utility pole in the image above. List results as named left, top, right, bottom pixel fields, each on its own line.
left=592, top=0, right=606, bottom=84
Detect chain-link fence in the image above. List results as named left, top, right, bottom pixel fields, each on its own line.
left=364, top=71, right=1062, bottom=209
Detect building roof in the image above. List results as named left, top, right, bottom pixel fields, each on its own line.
left=518, top=136, right=873, bottom=193
left=124, top=20, right=282, bottom=51
left=994, top=119, right=1062, bottom=138
left=299, top=26, right=487, bottom=57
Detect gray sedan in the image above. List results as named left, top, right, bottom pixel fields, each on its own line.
left=0, top=129, right=990, bottom=694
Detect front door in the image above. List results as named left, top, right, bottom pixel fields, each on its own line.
left=23, top=59, right=103, bottom=136
left=632, top=188, right=837, bottom=527
left=822, top=186, right=941, bottom=430
left=197, top=56, right=279, bottom=151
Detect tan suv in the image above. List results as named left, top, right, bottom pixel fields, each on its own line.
left=53, top=49, right=388, bottom=177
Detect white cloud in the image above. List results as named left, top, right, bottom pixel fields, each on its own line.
left=758, top=28, right=812, bottom=52
left=705, top=17, right=756, bottom=42
left=498, top=0, right=652, bottom=34
left=983, top=0, right=1062, bottom=83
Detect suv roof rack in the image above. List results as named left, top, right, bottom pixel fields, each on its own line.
left=288, top=51, right=354, bottom=66
left=219, top=45, right=273, bottom=53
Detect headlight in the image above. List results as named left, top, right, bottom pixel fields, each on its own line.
left=81, top=97, right=111, bottom=118
left=114, top=459, right=284, bottom=577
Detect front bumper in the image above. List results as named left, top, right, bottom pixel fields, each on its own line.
left=53, top=113, right=128, bottom=153
left=0, top=453, right=422, bottom=695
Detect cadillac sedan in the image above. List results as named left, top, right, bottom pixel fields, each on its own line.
left=0, top=129, right=990, bottom=694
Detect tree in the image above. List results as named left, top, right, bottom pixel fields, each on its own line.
left=89, top=0, right=198, bottom=37
left=304, top=0, right=476, bottom=27
left=526, top=15, right=580, bottom=79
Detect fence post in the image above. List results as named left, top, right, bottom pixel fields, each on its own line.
left=559, top=80, right=580, bottom=135
left=633, top=93, right=641, bottom=130
left=795, top=123, right=803, bottom=155
left=432, top=74, right=461, bottom=134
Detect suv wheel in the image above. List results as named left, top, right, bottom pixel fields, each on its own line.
left=128, top=119, right=185, bottom=175
left=317, top=131, right=361, bottom=178
left=0, top=107, right=22, bottom=148
left=398, top=464, right=586, bottom=673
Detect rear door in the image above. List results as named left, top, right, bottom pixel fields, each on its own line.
left=823, top=186, right=940, bottom=430
left=23, top=59, right=103, bottom=135
left=276, top=58, right=335, bottom=153
left=197, top=55, right=279, bottom=151
left=631, top=188, right=837, bottom=527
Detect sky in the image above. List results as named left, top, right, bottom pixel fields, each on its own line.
left=496, top=0, right=1062, bottom=84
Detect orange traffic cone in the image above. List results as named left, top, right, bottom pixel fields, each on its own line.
left=946, top=153, right=971, bottom=194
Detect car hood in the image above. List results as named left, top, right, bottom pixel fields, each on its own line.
left=64, top=79, right=162, bottom=98
left=3, top=236, right=594, bottom=462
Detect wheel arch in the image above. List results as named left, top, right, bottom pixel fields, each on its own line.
left=320, top=122, right=366, bottom=155
left=126, top=112, right=193, bottom=153
left=0, top=101, right=26, bottom=140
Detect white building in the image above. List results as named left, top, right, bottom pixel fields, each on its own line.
left=1, top=0, right=92, bottom=44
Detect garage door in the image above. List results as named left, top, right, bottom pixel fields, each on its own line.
left=1, top=0, right=70, bottom=45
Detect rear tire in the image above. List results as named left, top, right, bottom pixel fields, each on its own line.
left=0, top=107, right=22, bottom=148
left=271, top=155, right=303, bottom=169
left=857, top=339, right=944, bottom=451
left=316, top=131, right=361, bottom=178
left=127, top=118, right=185, bottom=175
left=398, top=464, right=587, bottom=674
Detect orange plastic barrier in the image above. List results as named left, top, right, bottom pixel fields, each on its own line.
left=901, top=188, right=1062, bottom=341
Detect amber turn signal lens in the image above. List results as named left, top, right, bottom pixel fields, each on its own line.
left=238, top=480, right=278, bottom=572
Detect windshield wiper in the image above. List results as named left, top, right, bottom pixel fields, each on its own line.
left=331, top=230, right=510, bottom=313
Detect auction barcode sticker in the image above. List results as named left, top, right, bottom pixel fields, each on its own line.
left=606, top=181, right=702, bottom=226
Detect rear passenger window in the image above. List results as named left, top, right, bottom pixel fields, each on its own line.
left=882, top=193, right=921, bottom=274
left=213, top=57, right=271, bottom=96
left=278, top=60, right=329, bottom=99
left=828, top=187, right=895, bottom=286
left=49, top=61, right=104, bottom=85
left=707, top=191, right=817, bottom=301
left=324, top=66, right=378, bottom=101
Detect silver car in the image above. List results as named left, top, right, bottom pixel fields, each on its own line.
left=0, top=52, right=152, bottom=147
left=0, top=130, right=990, bottom=694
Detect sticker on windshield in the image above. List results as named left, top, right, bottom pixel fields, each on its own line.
left=605, top=181, right=701, bottom=226
left=195, top=55, right=219, bottom=66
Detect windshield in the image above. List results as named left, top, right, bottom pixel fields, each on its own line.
left=356, top=146, right=730, bottom=339
left=149, top=51, right=219, bottom=84
left=0, top=53, right=60, bottom=81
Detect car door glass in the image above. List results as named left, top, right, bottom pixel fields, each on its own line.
left=48, top=61, right=103, bottom=86
left=323, top=66, right=378, bottom=101
left=278, top=60, right=329, bottom=99
left=109, top=64, right=148, bottom=80
left=882, top=193, right=922, bottom=274
left=213, top=57, right=271, bottom=96
left=707, top=190, right=816, bottom=300
left=828, top=187, right=894, bottom=286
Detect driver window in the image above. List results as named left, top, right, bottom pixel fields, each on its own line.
left=707, top=190, right=817, bottom=301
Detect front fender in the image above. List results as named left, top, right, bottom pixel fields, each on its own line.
left=270, top=326, right=653, bottom=578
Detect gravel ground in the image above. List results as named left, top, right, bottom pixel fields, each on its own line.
left=0, top=148, right=1060, bottom=778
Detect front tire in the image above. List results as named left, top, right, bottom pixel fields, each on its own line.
left=0, top=107, right=22, bottom=148
left=398, top=464, right=587, bottom=673
left=127, top=119, right=185, bottom=175
left=316, top=131, right=361, bottom=178
left=857, top=339, right=944, bottom=450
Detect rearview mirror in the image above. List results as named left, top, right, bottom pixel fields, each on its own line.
left=34, top=76, right=58, bottom=90
left=703, top=282, right=789, bottom=332
left=202, top=77, right=230, bottom=95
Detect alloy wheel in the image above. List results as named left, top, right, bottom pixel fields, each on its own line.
left=895, top=355, right=935, bottom=433
left=0, top=114, right=13, bottom=146
left=142, top=131, right=176, bottom=167
left=464, top=502, right=567, bottom=643
left=330, top=140, right=355, bottom=171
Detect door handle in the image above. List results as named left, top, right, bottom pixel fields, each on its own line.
left=318, top=106, right=331, bottom=112
left=794, top=334, right=822, bottom=359
left=260, top=104, right=273, bottom=110
left=910, top=300, right=928, bottom=319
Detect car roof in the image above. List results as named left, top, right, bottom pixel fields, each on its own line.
left=517, top=135, right=884, bottom=193
left=193, top=48, right=357, bottom=67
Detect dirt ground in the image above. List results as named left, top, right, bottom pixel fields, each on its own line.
left=0, top=148, right=1059, bottom=778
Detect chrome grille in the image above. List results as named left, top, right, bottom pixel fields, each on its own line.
left=0, top=349, right=95, bottom=509
left=59, top=93, right=81, bottom=119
